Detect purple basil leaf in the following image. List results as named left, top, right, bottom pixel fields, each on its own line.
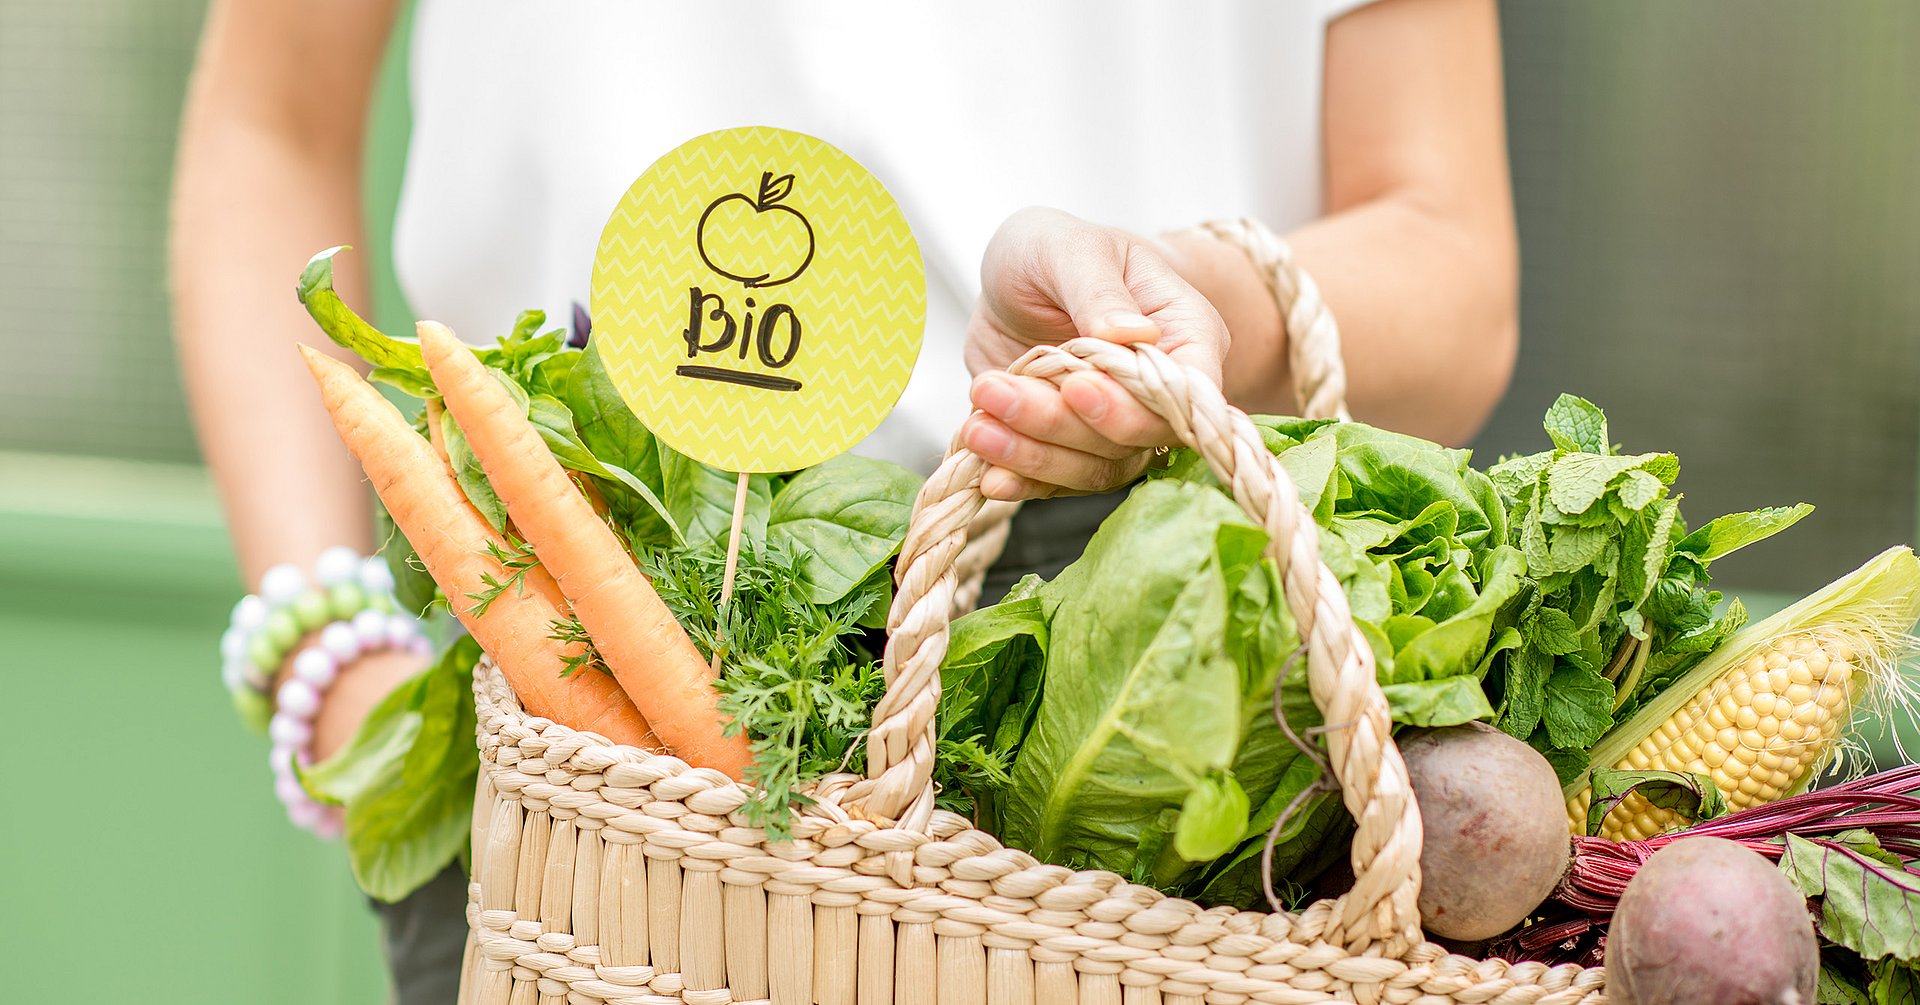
left=569, top=302, right=591, bottom=349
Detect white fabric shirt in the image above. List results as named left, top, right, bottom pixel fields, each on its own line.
left=394, top=0, right=1373, bottom=473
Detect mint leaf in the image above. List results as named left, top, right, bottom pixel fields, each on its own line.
left=1526, top=607, right=1584, bottom=655
left=1543, top=394, right=1609, bottom=454
left=1678, top=503, right=1816, bottom=562
left=1489, top=449, right=1553, bottom=502
left=1544, top=523, right=1611, bottom=573
left=1584, top=768, right=1726, bottom=836
left=1541, top=660, right=1614, bottom=749
left=1619, top=498, right=1680, bottom=610
left=1782, top=832, right=1920, bottom=964
left=1499, top=646, right=1554, bottom=739
left=1545, top=452, right=1679, bottom=516
left=1616, top=468, right=1664, bottom=511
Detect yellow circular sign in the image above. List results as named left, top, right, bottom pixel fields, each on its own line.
left=591, top=127, right=926, bottom=473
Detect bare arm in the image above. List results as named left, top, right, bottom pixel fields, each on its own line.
left=964, top=0, right=1516, bottom=499
left=171, top=0, right=408, bottom=756
left=1169, top=0, right=1517, bottom=444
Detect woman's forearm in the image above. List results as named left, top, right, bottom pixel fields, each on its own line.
left=170, top=0, right=397, bottom=583
left=1163, top=0, right=1516, bottom=447
left=172, top=123, right=375, bottom=580
left=1162, top=193, right=1516, bottom=446
left=1281, top=194, right=1516, bottom=445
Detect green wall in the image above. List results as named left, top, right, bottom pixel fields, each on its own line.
left=0, top=2, right=415, bottom=998
left=0, top=459, right=388, bottom=1002
left=1, top=3, right=1916, bottom=1001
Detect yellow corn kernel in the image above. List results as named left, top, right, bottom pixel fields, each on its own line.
left=1566, top=635, right=1856, bottom=840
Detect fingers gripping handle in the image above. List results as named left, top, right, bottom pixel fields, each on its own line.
left=860, top=338, right=1425, bottom=955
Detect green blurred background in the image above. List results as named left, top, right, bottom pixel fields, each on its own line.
left=2, top=2, right=1915, bottom=1001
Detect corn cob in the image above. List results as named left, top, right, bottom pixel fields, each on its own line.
left=1570, top=633, right=1862, bottom=839
left=1566, top=547, right=1920, bottom=840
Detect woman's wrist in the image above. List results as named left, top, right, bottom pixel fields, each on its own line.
left=1157, top=227, right=1292, bottom=411
left=271, top=633, right=428, bottom=762
left=267, top=617, right=431, bottom=835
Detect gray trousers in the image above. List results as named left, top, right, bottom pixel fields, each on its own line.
left=373, top=492, right=1124, bottom=1003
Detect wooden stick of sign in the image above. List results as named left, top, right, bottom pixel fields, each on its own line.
left=709, top=471, right=752, bottom=673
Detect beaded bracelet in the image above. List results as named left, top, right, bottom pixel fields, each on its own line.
left=270, top=613, right=432, bottom=836
left=221, top=546, right=402, bottom=732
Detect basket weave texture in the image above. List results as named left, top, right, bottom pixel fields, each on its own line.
left=457, top=228, right=1608, bottom=1004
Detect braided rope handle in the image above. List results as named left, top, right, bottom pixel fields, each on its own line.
left=857, top=223, right=1424, bottom=953
left=941, top=219, right=1348, bottom=618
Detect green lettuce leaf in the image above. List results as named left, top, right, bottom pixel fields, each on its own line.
left=997, top=483, right=1257, bottom=883
left=1381, top=676, right=1495, bottom=727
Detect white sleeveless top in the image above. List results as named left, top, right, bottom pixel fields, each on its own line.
left=394, top=0, right=1373, bottom=472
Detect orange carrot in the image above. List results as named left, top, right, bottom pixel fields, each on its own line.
left=298, top=344, right=657, bottom=748
left=417, top=322, right=752, bottom=777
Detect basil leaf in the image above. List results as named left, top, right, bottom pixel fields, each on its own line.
left=525, top=393, right=676, bottom=538
left=376, top=498, right=441, bottom=617
left=658, top=444, right=771, bottom=551
left=298, top=672, right=426, bottom=806
left=767, top=454, right=922, bottom=604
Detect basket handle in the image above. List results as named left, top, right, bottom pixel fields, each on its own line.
left=856, top=229, right=1426, bottom=954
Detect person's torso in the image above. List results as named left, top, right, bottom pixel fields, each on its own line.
left=394, top=0, right=1357, bottom=471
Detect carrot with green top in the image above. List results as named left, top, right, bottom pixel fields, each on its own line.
left=298, top=344, right=657, bottom=748
left=417, top=322, right=752, bottom=778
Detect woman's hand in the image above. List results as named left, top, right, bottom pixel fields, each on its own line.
left=963, top=208, right=1230, bottom=501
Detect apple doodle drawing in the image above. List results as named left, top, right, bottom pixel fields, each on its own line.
left=696, top=171, right=815, bottom=289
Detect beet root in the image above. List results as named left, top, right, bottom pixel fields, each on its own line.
left=1401, top=721, right=1571, bottom=940
left=1606, top=835, right=1817, bottom=1005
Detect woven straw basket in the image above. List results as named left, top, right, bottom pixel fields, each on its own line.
left=456, top=228, right=1609, bottom=1005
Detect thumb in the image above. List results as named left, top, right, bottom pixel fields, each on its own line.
left=1044, top=250, right=1161, bottom=346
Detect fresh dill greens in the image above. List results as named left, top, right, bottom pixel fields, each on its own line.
left=642, top=540, right=1007, bottom=837
left=466, top=536, right=540, bottom=617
